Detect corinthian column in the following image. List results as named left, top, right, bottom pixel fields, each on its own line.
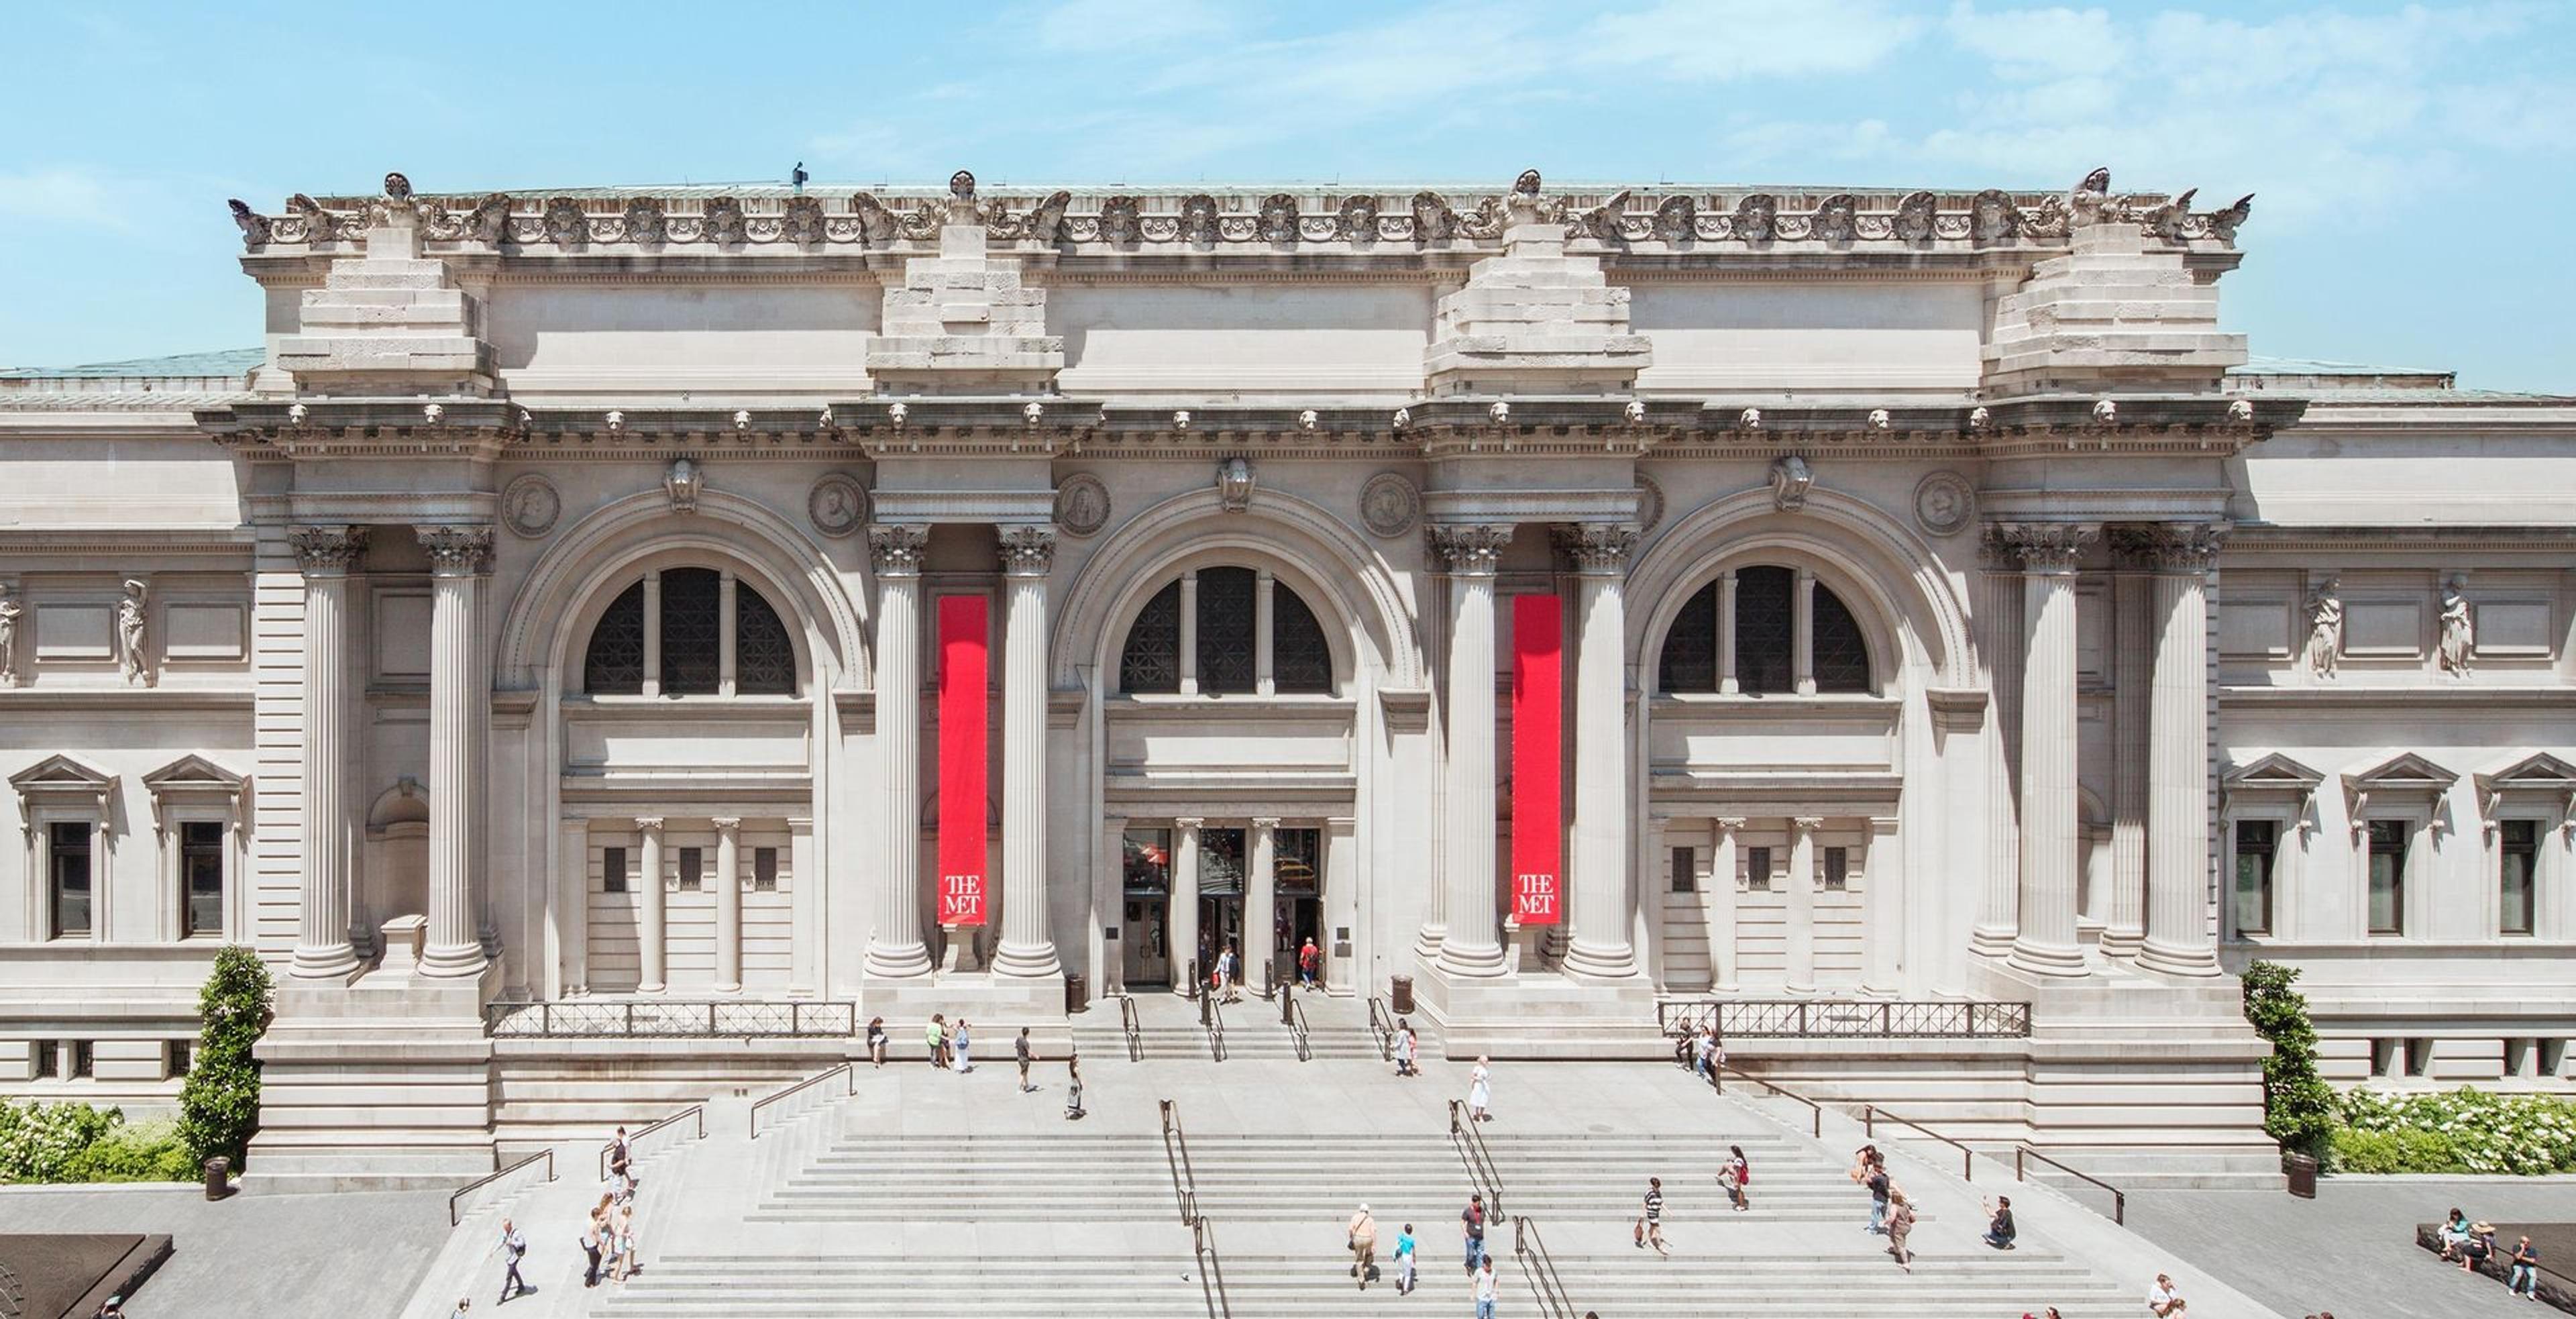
left=2135, top=523, right=2225, bottom=975
left=866, top=526, right=933, bottom=978
left=1972, top=528, right=2025, bottom=959
left=1433, top=524, right=1513, bottom=979
left=417, top=525, right=494, bottom=978
left=1787, top=816, right=1823, bottom=994
left=992, top=525, right=1063, bottom=978
left=2006, top=522, right=2098, bottom=977
left=713, top=817, right=743, bottom=991
left=1555, top=524, right=1640, bottom=980
left=289, top=525, right=367, bottom=979
left=635, top=817, right=666, bottom=992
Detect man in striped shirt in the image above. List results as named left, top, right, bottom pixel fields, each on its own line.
left=1636, top=1177, right=1668, bottom=1255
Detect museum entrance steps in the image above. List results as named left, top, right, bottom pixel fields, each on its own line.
left=1068, top=988, right=1396, bottom=1062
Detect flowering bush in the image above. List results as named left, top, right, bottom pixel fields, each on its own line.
left=0, top=1099, right=127, bottom=1182
left=2336, top=1088, right=2576, bottom=1175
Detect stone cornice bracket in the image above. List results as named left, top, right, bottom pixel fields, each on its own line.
left=288, top=524, right=370, bottom=576
left=2110, top=521, right=2226, bottom=573
left=1428, top=523, right=1514, bottom=577
left=867, top=524, right=930, bottom=578
left=415, top=525, right=495, bottom=577
left=997, top=525, right=1057, bottom=577
left=1991, top=521, right=2100, bottom=575
left=1550, top=523, right=1639, bottom=576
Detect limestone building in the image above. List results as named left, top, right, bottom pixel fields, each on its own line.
left=1, top=169, right=2567, bottom=1184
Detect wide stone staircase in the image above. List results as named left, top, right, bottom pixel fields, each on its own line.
left=1067, top=988, right=1401, bottom=1063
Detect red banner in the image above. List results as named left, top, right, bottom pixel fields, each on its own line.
left=936, top=595, right=988, bottom=926
left=1511, top=593, right=1563, bottom=925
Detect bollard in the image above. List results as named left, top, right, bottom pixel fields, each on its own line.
left=1281, top=978, right=1295, bottom=1025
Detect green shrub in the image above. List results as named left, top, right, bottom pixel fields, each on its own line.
left=58, top=1117, right=195, bottom=1183
left=0, top=1098, right=121, bottom=1183
left=2329, top=1124, right=2467, bottom=1175
left=2241, top=960, right=2337, bottom=1157
left=2338, top=1087, right=2576, bottom=1175
left=178, top=945, right=274, bottom=1170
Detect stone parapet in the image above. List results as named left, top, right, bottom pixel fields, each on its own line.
left=1982, top=210, right=2245, bottom=394
left=270, top=174, right=494, bottom=394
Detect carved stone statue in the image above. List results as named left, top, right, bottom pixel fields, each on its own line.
left=0, top=584, right=19, bottom=687
left=1770, top=456, right=1814, bottom=513
left=665, top=458, right=703, bottom=515
left=1216, top=457, right=1254, bottom=513
left=2303, top=579, right=2343, bottom=680
left=2438, top=581, right=2475, bottom=677
left=117, top=578, right=150, bottom=686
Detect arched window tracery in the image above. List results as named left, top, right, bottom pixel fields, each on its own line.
left=580, top=567, right=801, bottom=696
left=1116, top=567, right=1337, bottom=696
left=1655, top=564, right=1876, bottom=696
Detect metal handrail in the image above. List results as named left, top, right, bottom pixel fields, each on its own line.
left=2017, top=1145, right=2127, bottom=1226
left=1365, top=996, right=1396, bottom=1061
left=486, top=998, right=857, bottom=1038
left=1283, top=991, right=1311, bottom=1063
left=1864, top=1104, right=1976, bottom=1181
left=1159, top=1099, right=1203, bottom=1226
left=600, top=1104, right=705, bottom=1181
left=1189, top=1210, right=1234, bottom=1319
left=1120, top=994, right=1145, bottom=1061
left=1658, top=997, right=2031, bottom=1040
left=1448, top=1098, right=1505, bottom=1220
left=449, top=1147, right=554, bottom=1226
left=749, top=1061, right=855, bottom=1139
left=1205, top=994, right=1228, bottom=1062
left=1714, top=1063, right=1823, bottom=1138
left=1513, top=1215, right=1575, bottom=1319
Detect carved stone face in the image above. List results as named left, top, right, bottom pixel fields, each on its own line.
left=949, top=170, right=975, bottom=200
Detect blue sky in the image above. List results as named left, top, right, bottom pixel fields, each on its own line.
left=4, top=1, right=2569, bottom=390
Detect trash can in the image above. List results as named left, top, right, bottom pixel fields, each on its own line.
left=2284, top=1151, right=2318, bottom=1199
left=203, top=1155, right=229, bottom=1201
left=1391, top=975, right=1415, bottom=1016
left=1065, top=973, right=1088, bottom=1015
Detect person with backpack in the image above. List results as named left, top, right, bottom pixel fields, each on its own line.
left=1346, top=1202, right=1378, bottom=1289
left=493, top=1217, right=529, bottom=1304
left=1722, top=1144, right=1751, bottom=1211
left=1298, top=937, right=1320, bottom=989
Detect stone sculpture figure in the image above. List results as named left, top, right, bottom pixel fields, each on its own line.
left=0, top=584, right=19, bottom=686
left=2438, top=581, right=2475, bottom=677
left=2304, top=580, right=2343, bottom=680
left=117, top=578, right=150, bottom=686
left=1770, top=456, right=1814, bottom=513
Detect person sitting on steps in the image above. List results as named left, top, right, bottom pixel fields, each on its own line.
left=1984, top=1195, right=2017, bottom=1250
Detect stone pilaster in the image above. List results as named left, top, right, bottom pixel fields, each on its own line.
left=2004, top=521, right=2098, bottom=977
left=1171, top=818, right=1203, bottom=997
left=1710, top=818, right=1743, bottom=992
left=991, top=525, right=1062, bottom=979
left=1864, top=815, right=1902, bottom=994
left=865, top=525, right=933, bottom=978
left=416, top=525, right=493, bottom=978
left=2105, top=562, right=2154, bottom=957
left=1432, top=524, right=1513, bottom=979
left=1972, top=528, right=2025, bottom=959
left=2135, top=523, right=2226, bottom=975
left=635, top=817, right=666, bottom=992
left=1554, top=524, right=1640, bottom=981
left=1788, top=816, right=1822, bottom=994
left=288, top=525, right=366, bottom=980
left=713, top=817, right=743, bottom=992
left=1248, top=818, right=1278, bottom=988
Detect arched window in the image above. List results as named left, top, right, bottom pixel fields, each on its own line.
left=580, top=568, right=800, bottom=696
left=1656, top=565, right=1874, bottom=696
left=1117, top=567, right=1336, bottom=696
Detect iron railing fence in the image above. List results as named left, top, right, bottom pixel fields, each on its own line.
left=1660, top=998, right=2031, bottom=1041
left=486, top=1000, right=855, bottom=1039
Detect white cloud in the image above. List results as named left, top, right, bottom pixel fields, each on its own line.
left=1582, top=0, right=1924, bottom=79
left=1943, top=1, right=2119, bottom=79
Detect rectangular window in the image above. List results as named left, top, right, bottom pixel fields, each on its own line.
left=1122, top=829, right=1172, bottom=894
left=2403, top=1038, right=2432, bottom=1078
left=2500, top=819, right=2538, bottom=937
left=1823, top=847, right=1849, bottom=892
left=2233, top=819, right=2277, bottom=937
left=602, top=846, right=629, bottom=894
left=167, top=1039, right=193, bottom=1078
left=678, top=847, right=702, bottom=892
left=2367, top=820, right=2408, bottom=936
left=2543, top=1039, right=2569, bottom=1078
left=753, top=847, right=779, bottom=892
left=1670, top=846, right=1696, bottom=894
left=1746, top=845, right=1772, bottom=891
left=50, top=821, right=93, bottom=939
left=181, top=821, right=225, bottom=939
left=2505, top=1039, right=2530, bottom=1078
left=34, top=1041, right=58, bottom=1079
left=70, top=1041, right=93, bottom=1079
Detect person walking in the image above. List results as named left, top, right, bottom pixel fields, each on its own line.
left=866, top=1015, right=888, bottom=1067
left=1864, top=1157, right=1892, bottom=1234
left=1393, top=1017, right=1417, bottom=1077
left=596, top=1194, right=623, bottom=1280
left=1063, top=1052, right=1085, bottom=1120
left=581, top=1200, right=604, bottom=1288
left=2510, top=1234, right=2542, bottom=1299
left=1635, top=1176, right=1668, bottom=1255
left=1394, top=1222, right=1417, bottom=1295
left=1474, top=1255, right=1499, bottom=1319
left=1722, top=1144, right=1751, bottom=1211
left=607, top=1125, right=633, bottom=1188
left=1350, top=1207, right=1379, bottom=1281
left=1467, top=1056, right=1493, bottom=1122
left=925, top=1013, right=948, bottom=1069
left=1462, top=1192, right=1489, bottom=1273
left=1885, top=1188, right=1915, bottom=1272
left=1982, top=1195, right=2017, bottom=1250
left=612, top=1201, right=637, bottom=1282
left=451, top=1300, right=470, bottom=1319
left=954, top=1018, right=975, bottom=1073
left=493, top=1217, right=529, bottom=1305
left=1692, top=1026, right=1716, bottom=1081
left=1299, top=937, right=1320, bottom=989
left=1016, top=1026, right=1036, bottom=1092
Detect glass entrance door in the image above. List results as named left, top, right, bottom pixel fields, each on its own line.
left=1122, top=828, right=1173, bottom=988
left=1198, top=827, right=1246, bottom=990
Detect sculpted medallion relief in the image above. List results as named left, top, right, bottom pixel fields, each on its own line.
left=1912, top=471, right=1976, bottom=537
left=1633, top=476, right=1665, bottom=536
left=807, top=473, right=869, bottom=539
left=502, top=474, right=561, bottom=538
left=1055, top=473, right=1111, bottom=537
left=1359, top=472, right=1422, bottom=539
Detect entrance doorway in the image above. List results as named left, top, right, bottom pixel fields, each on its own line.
left=1275, top=826, right=1322, bottom=986
left=1121, top=828, right=1173, bottom=989
left=1198, top=827, right=1246, bottom=989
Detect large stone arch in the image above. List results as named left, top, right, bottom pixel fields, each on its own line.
left=1628, top=486, right=1973, bottom=690
left=1050, top=487, right=1423, bottom=690
left=496, top=488, right=868, bottom=691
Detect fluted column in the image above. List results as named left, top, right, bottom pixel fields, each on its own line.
left=994, top=525, right=1062, bottom=978
left=1972, top=529, right=2025, bottom=958
left=2137, top=523, right=2225, bottom=975
left=289, top=525, right=366, bottom=979
left=1171, top=818, right=1202, bottom=997
left=1787, top=816, right=1821, bottom=994
left=2006, top=522, right=2098, bottom=977
left=1248, top=818, right=1278, bottom=988
left=712, top=817, right=743, bottom=991
left=1711, top=818, right=1743, bottom=990
left=1556, top=524, right=1640, bottom=980
left=417, top=525, right=494, bottom=978
left=1864, top=814, right=1902, bottom=994
left=1433, top=524, right=1513, bottom=979
left=2104, top=564, right=2153, bottom=958
left=865, top=526, right=933, bottom=978
left=635, top=817, right=666, bottom=992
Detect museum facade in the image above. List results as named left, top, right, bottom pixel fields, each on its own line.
left=1, top=169, right=2569, bottom=1184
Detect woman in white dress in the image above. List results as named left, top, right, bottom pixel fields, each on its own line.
left=1467, top=1056, right=1492, bottom=1122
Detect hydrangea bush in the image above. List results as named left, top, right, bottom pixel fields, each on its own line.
left=2337, top=1088, right=2576, bottom=1175
left=0, top=1102, right=196, bottom=1184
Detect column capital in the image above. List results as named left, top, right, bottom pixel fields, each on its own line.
left=998, top=524, right=1057, bottom=577
left=1250, top=816, right=1280, bottom=833
left=288, top=525, right=370, bottom=576
left=415, top=524, right=494, bottom=576
left=1550, top=523, right=1640, bottom=576
left=867, top=524, right=930, bottom=577
left=1428, top=523, right=1514, bottom=576
left=634, top=815, right=665, bottom=833
left=1792, top=815, right=1825, bottom=835
left=1987, top=521, right=2100, bottom=575
left=1173, top=816, right=1205, bottom=831
left=711, top=816, right=742, bottom=833
left=1715, top=817, right=1748, bottom=834
left=2110, top=521, right=2227, bottom=574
